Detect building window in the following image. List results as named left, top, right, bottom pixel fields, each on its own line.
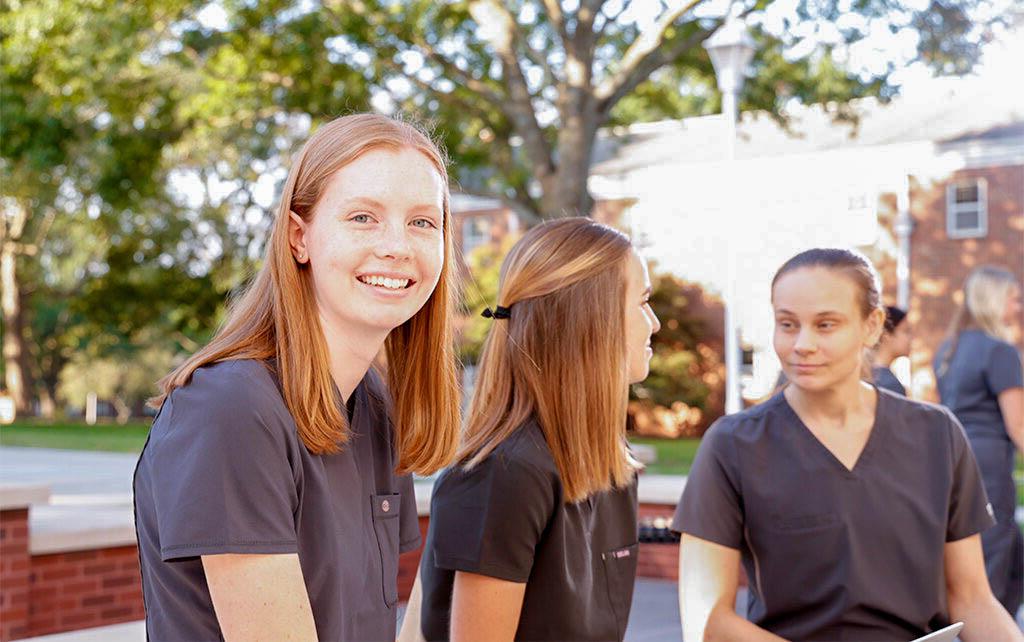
left=462, top=216, right=491, bottom=255
left=946, top=179, right=987, bottom=239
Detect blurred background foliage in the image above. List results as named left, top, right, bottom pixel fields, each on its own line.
left=1, top=0, right=1010, bottom=421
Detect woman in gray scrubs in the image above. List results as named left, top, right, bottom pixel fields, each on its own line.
left=399, top=218, right=660, bottom=641
left=133, top=114, right=462, bottom=641
left=935, top=265, right=1024, bottom=617
left=675, top=248, right=1021, bottom=641
left=873, top=305, right=910, bottom=395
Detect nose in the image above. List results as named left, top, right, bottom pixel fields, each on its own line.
left=373, top=221, right=413, bottom=261
left=650, top=309, right=661, bottom=335
left=793, top=328, right=816, bottom=354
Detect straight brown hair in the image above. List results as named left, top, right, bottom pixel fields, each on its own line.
left=460, top=218, right=639, bottom=503
left=151, top=114, right=461, bottom=475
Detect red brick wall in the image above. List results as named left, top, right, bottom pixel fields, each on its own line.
left=26, top=547, right=144, bottom=638
left=1, top=509, right=31, bottom=641
left=905, top=165, right=1024, bottom=401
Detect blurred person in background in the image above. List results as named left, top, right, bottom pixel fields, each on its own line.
left=133, top=114, right=461, bottom=641
left=935, top=265, right=1024, bottom=618
left=873, top=305, right=911, bottom=396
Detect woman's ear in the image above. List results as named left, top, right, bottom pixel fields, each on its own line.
left=289, top=211, right=309, bottom=264
left=865, top=307, right=886, bottom=348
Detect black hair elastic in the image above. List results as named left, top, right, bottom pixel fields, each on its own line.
left=481, top=305, right=511, bottom=320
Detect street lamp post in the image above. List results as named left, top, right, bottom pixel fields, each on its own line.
left=705, top=17, right=755, bottom=415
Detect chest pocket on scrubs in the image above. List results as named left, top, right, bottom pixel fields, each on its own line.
left=371, top=493, right=401, bottom=607
left=601, top=543, right=639, bottom=640
left=756, top=512, right=845, bottom=608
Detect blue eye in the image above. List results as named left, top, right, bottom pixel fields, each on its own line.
left=350, top=213, right=373, bottom=223
left=411, top=218, right=437, bottom=229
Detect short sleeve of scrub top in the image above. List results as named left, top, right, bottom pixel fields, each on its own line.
left=670, top=421, right=743, bottom=549
left=945, top=410, right=998, bottom=540
left=985, top=341, right=1024, bottom=395
left=428, top=448, right=558, bottom=582
left=146, top=365, right=299, bottom=561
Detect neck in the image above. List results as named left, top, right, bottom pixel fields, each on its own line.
left=785, top=374, right=873, bottom=426
left=319, top=312, right=389, bottom=402
left=873, top=346, right=894, bottom=367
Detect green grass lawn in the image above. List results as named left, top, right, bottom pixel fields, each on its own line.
left=0, top=419, right=151, bottom=452
left=630, top=436, right=701, bottom=476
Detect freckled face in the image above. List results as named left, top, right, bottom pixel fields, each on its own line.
left=772, top=267, right=883, bottom=392
left=290, top=147, right=446, bottom=336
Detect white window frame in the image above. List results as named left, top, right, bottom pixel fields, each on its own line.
left=461, top=216, right=491, bottom=255
left=946, top=178, right=988, bottom=239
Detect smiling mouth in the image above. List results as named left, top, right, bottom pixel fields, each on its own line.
left=357, top=275, right=415, bottom=290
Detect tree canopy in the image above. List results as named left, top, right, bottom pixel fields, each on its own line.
left=1, top=0, right=1008, bottom=414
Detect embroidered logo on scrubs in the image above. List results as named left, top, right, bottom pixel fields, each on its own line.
left=381, top=499, right=391, bottom=513
left=603, top=547, right=633, bottom=559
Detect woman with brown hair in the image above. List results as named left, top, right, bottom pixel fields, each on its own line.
left=675, top=248, right=1019, bottom=641
left=399, top=217, right=660, bottom=642
left=133, top=113, right=461, bottom=641
left=935, top=265, right=1024, bottom=617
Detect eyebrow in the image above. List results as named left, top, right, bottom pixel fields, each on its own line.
left=341, top=197, right=442, bottom=217
left=775, top=308, right=846, bottom=317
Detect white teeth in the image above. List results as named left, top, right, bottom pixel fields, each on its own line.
left=360, top=275, right=410, bottom=290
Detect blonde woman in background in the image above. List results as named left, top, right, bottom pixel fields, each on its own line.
left=935, top=265, right=1024, bottom=618
left=133, top=114, right=461, bottom=641
left=400, top=218, right=660, bottom=642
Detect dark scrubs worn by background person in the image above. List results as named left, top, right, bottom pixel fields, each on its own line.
left=935, top=328, right=1024, bottom=615
left=673, top=388, right=995, bottom=641
left=418, top=419, right=639, bottom=642
left=134, top=360, right=421, bottom=641
left=872, top=365, right=906, bottom=396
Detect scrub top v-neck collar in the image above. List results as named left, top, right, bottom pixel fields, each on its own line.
left=780, top=385, right=886, bottom=477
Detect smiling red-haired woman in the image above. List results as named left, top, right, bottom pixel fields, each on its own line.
left=134, top=113, right=461, bottom=642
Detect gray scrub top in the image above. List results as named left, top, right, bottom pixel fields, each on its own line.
left=935, top=329, right=1024, bottom=442
left=133, top=359, right=420, bottom=641
left=872, top=365, right=906, bottom=396
left=419, top=419, right=639, bottom=641
left=673, top=389, right=995, bottom=641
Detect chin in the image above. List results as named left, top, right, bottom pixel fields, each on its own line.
left=359, top=310, right=420, bottom=333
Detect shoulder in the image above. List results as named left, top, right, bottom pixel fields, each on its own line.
left=702, top=393, right=789, bottom=448
left=156, top=359, right=293, bottom=441
left=175, top=358, right=280, bottom=404
left=452, top=419, right=558, bottom=492
left=880, top=390, right=961, bottom=441
left=490, top=419, right=558, bottom=479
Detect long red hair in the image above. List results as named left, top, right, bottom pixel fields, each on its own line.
left=152, top=114, right=461, bottom=474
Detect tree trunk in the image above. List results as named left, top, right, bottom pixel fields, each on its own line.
left=1, top=235, right=34, bottom=414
